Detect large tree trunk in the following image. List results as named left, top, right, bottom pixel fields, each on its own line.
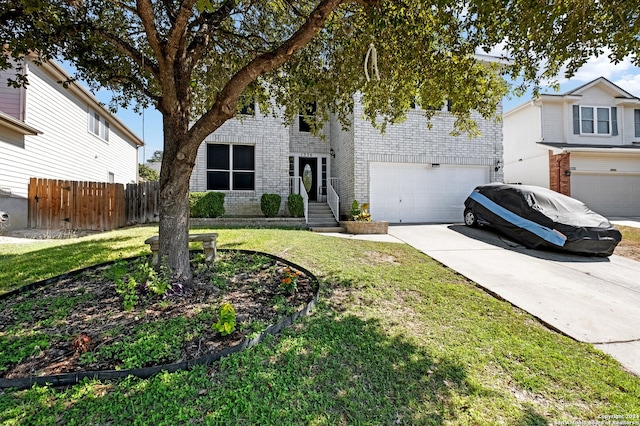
left=157, top=119, right=199, bottom=281
left=150, top=0, right=349, bottom=280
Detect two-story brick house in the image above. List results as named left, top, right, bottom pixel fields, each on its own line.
left=503, top=77, right=640, bottom=217
left=190, top=91, right=504, bottom=225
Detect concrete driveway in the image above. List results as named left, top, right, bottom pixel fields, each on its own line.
left=389, top=224, right=640, bottom=377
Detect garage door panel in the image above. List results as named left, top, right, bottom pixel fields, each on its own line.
left=370, top=163, right=489, bottom=223
left=571, top=174, right=640, bottom=217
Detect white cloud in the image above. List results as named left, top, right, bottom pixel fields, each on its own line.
left=502, top=52, right=640, bottom=110
left=613, top=73, right=640, bottom=97
left=567, top=52, right=633, bottom=83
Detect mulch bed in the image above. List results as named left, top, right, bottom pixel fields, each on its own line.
left=0, top=250, right=318, bottom=382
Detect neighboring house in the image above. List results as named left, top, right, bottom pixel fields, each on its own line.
left=0, top=56, right=144, bottom=230
left=503, top=77, right=640, bottom=217
left=190, top=88, right=504, bottom=225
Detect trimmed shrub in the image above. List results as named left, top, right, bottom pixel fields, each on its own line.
left=189, top=192, right=225, bottom=218
left=287, top=194, right=304, bottom=218
left=260, top=193, right=281, bottom=218
left=350, top=200, right=361, bottom=220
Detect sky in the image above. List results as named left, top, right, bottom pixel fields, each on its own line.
left=78, top=53, right=640, bottom=163
left=501, top=54, right=640, bottom=112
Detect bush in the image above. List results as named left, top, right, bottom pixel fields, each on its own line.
left=350, top=200, right=371, bottom=222
left=350, top=200, right=361, bottom=219
left=287, top=194, right=304, bottom=217
left=189, top=192, right=225, bottom=218
left=260, top=193, right=281, bottom=217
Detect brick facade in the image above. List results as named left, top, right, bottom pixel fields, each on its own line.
left=190, top=105, right=290, bottom=216
left=549, top=151, right=571, bottom=196
left=191, top=94, right=504, bottom=218
left=331, top=94, right=504, bottom=218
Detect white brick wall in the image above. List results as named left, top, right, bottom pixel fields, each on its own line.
left=341, top=94, right=503, bottom=217
left=190, top=105, right=291, bottom=216
left=192, top=94, right=504, bottom=218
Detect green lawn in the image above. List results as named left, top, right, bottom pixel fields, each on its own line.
left=1, top=225, right=639, bottom=425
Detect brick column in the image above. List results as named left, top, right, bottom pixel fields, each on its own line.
left=549, top=151, right=571, bottom=196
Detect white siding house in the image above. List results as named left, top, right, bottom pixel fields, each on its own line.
left=504, top=77, right=640, bottom=217
left=0, top=56, right=143, bottom=230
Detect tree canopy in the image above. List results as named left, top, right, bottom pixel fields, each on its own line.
left=2, top=0, right=638, bottom=279
left=139, top=163, right=160, bottom=181
left=147, top=150, right=164, bottom=163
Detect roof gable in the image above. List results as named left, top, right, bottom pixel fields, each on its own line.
left=564, top=77, right=638, bottom=100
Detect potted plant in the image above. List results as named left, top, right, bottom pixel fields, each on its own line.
left=340, top=200, right=388, bottom=234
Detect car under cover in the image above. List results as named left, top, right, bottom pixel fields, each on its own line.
left=464, top=183, right=622, bottom=256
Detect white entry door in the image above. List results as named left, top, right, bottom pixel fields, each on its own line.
left=369, top=163, right=490, bottom=223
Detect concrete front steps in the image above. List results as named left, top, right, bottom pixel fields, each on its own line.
left=307, top=202, right=344, bottom=232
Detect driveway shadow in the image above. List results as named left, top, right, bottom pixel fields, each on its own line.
left=447, top=224, right=611, bottom=264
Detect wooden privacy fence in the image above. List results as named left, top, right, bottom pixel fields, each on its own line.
left=125, top=180, right=160, bottom=225
left=28, top=178, right=160, bottom=231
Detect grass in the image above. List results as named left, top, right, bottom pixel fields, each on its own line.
left=618, top=225, right=640, bottom=246
left=1, top=225, right=639, bottom=424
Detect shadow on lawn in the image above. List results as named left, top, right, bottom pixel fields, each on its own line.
left=0, top=301, right=549, bottom=424
left=0, top=235, right=149, bottom=294
left=0, top=240, right=551, bottom=424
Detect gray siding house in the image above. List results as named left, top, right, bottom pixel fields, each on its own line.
left=0, top=56, right=143, bottom=230
left=191, top=91, right=504, bottom=224
left=504, top=77, right=640, bottom=217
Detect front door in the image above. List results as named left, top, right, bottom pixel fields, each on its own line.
left=298, top=157, right=318, bottom=201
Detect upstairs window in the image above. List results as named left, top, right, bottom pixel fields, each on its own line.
left=635, top=109, right=640, bottom=137
left=298, top=102, right=316, bottom=133
left=206, top=143, right=255, bottom=191
left=89, top=110, right=110, bottom=141
left=238, top=95, right=255, bottom=116
left=573, top=106, right=617, bottom=136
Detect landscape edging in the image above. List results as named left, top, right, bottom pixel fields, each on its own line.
left=0, top=249, right=320, bottom=390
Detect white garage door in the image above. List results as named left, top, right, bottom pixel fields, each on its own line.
left=369, top=163, right=490, bottom=223
left=571, top=173, right=640, bottom=217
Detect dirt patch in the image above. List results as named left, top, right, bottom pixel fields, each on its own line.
left=613, top=225, right=640, bottom=262
left=362, top=251, right=400, bottom=265
left=0, top=251, right=317, bottom=379
left=614, top=242, right=640, bottom=262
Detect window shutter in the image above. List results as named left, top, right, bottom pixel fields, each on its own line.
left=635, top=110, right=640, bottom=138
left=572, top=105, right=580, bottom=134
left=611, top=107, right=618, bottom=136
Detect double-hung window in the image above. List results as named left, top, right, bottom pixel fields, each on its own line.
left=89, top=110, right=110, bottom=141
left=573, top=105, right=618, bottom=136
left=206, top=144, right=255, bottom=190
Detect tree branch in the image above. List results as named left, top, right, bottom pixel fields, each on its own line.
left=104, top=0, right=138, bottom=15
left=186, top=0, right=238, bottom=67
left=136, top=0, right=164, bottom=65
left=91, top=26, right=160, bottom=78
left=108, top=74, right=160, bottom=102
left=189, top=0, right=347, bottom=142
left=161, top=0, right=179, bottom=25
left=166, top=0, right=198, bottom=61
left=282, top=0, right=306, bottom=19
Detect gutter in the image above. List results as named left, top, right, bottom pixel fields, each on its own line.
left=0, top=110, right=41, bottom=135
